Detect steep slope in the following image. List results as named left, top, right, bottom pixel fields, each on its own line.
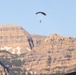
left=0, top=24, right=34, bottom=54
left=1, top=24, right=76, bottom=74
left=0, top=50, right=27, bottom=75
left=24, top=34, right=76, bottom=74
left=31, top=34, right=46, bottom=47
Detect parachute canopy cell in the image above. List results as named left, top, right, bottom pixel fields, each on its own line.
left=36, top=12, right=46, bottom=16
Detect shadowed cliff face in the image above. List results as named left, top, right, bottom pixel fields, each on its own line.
left=0, top=24, right=34, bottom=54
left=0, top=61, right=9, bottom=75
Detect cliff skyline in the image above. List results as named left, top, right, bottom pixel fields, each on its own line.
left=0, top=24, right=76, bottom=75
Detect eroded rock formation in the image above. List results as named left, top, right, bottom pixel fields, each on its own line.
left=1, top=24, right=76, bottom=74
left=0, top=24, right=34, bottom=54
left=24, top=34, right=76, bottom=74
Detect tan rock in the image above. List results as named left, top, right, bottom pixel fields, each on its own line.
left=0, top=24, right=33, bottom=54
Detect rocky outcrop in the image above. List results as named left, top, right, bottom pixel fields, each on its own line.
left=24, top=34, right=76, bottom=74
left=0, top=24, right=34, bottom=54
left=1, top=24, right=76, bottom=74
left=31, top=34, right=46, bottom=47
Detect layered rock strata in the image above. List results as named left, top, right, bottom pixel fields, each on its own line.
left=0, top=24, right=34, bottom=54
left=24, top=34, right=76, bottom=74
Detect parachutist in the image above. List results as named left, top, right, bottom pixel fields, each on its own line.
left=36, top=11, right=46, bottom=23
left=40, top=20, right=41, bottom=23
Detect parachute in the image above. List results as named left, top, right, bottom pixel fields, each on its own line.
left=36, top=12, right=46, bottom=23
left=36, top=12, right=46, bottom=16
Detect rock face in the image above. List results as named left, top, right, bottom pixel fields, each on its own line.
left=1, top=24, right=76, bottom=74
left=24, top=34, right=76, bottom=74
left=31, top=34, right=46, bottom=47
left=0, top=24, right=34, bottom=54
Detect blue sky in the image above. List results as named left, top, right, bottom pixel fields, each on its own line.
left=0, top=0, right=76, bottom=37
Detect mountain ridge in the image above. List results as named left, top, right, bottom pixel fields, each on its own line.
left=0, top=24, right=76, bottom=75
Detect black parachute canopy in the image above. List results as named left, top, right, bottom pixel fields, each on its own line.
left=36, top=12, right=46, bottom=16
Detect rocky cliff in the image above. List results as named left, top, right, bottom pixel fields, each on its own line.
left=0, top=24, right=34, bottom=54
left=24, top=34, right=76, bottom=74
left=0, top=24, right=76, bottom=75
